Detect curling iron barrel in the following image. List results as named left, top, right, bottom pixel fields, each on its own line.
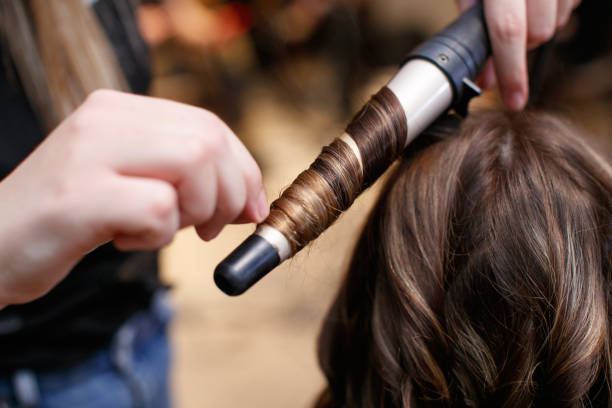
left=215, top=4, right=490, bottom=296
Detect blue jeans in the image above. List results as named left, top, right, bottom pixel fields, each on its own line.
left=0, top=292, right=172, bottom=408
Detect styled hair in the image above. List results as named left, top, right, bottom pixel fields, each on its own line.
left=314, top=111, right=612, bottom=407
left=0, top=0, right=128, bottom=129
left=264, top=87, right=407, bottom=254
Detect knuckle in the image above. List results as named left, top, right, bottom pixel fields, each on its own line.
left=183, top=135, right=219, bottom=166
left=183, top=116, right=229, bottom=165
left=149, top=186, right=177, bottom=224
left=136, top=187, right=177, bottom=245
left=200, top=109, right=223, bottom=127
left=68, top=93, right=117, bottom=139
left=207, top=131, right=228, bottom=157
left=492, top=14, right=525, bottom=41
left=199, top=111, right=230, bottom=153
left=202, top=133, right=228, bottom=162
left=68, top=106, right=94, bottom=136
left=84, top=89, right=120, bottom=107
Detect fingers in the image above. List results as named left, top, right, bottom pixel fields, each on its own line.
left=481, top=0, right=581, bottom=110
left=556, top=0, right=576, bottom=27
left=191, top=121, right=268, bottom=240
left=173, top=115, right=267, bottom=236
left=195, top=156, right=247, bottom=240
left=87, top=175, right=180, bottom=251
left=478, top=58, right=497, bottom=89
left=175, top=156, right=218, bottom=229
left=484, top=0, right=528, bottom=111
left=224, top=126, right=269, bottom=224
left=76, top=91, right=268, bottom=241
left=526, top=0, right=557, bottom=47
left=232, top=189, right=268, bottom=225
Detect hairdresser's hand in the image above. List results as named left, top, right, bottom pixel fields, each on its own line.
left=0, top=90, right=268, bottom=305
left=456, top=0, right=581, bottom=110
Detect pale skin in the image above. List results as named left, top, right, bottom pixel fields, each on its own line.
left=0, top=90, right=269, bottom=306
left=456, top=0, right=582, bottom=110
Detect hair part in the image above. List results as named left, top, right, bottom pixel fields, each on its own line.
left=316, top=111, right=612, bottom=407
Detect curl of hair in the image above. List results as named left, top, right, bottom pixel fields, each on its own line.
left=265, top=87, right=406, bottom=253
left=315, top=111, right=612, bottom=407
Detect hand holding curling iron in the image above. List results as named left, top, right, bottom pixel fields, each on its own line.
left=0, top=90, right=268, bottom=305
left=456, top=0, right=582, bottom=110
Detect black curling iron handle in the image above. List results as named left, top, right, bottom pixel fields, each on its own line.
left=406, top=3, right=490, bottom=115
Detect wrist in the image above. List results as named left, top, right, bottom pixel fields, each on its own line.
left=0, top=176, right=76, bottom=305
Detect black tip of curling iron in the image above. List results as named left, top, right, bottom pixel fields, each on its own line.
left=214, top=234, right=280, bottom=296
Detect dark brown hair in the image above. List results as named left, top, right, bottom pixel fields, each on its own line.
left=315, top=111, right=612, bottom=407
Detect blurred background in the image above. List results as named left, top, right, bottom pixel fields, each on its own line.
left=133, top=1, right=612, bottom=406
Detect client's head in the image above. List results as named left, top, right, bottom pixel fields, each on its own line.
left=316, top=111, right=612, bottom=407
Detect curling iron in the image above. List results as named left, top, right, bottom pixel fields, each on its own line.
left=215, top=3, right=490, bottom=296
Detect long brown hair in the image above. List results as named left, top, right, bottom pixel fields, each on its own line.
left=0, top=0, right=128, bottom=129
left=315, top=111, right=612, bottom=407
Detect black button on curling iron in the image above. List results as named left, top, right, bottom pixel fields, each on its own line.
left=215, top=3, right=491, bottom=296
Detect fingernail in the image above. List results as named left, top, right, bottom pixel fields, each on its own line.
left=507, top=91, right=525, bottom=111
left=257, top=190, right=269, bottom=222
